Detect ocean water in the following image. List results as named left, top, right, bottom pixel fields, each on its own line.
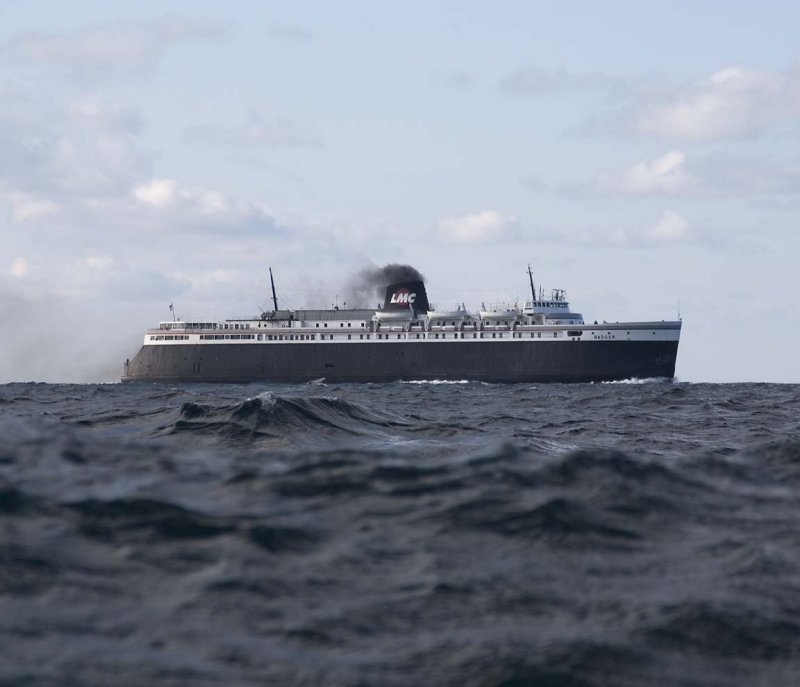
left=1, top=380, right=799, bottom=686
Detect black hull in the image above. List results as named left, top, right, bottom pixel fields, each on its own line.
left=122, top=340, right=679, bottom=383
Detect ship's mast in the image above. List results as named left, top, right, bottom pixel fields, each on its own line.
left=269, top=267, right=279, bottom=311
left=527, top=264, right=536, bottom=303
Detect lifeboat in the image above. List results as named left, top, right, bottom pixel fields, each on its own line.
left=427, top=309, right=466, bottom=321
left=480, top=308, right=519, bottom=321
left=374, top=309, right=413, bottom=322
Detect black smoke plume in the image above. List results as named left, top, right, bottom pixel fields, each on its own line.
left=345, top=263, right=425, bottom=308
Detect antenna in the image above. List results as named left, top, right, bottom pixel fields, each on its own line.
left=169, top=302, right=176, bottom=322
left=269, top=267, right=279, bottom=311
left=527, top=264, right=536, bottom=303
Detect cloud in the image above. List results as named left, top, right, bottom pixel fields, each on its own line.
left=0, top=16, right=227, bottom=83
left=2, top=190, right=61, bottom=221
left=130, top=177, right=283, bottom=236
left=68, top=97, right=144, bottom=134
left=588, top=150, right=800, bottom=202
left=437, top=210, right=519, bottom=243
left=498, top=61, right=800, bottom=143
left=9, top=258, right=29, bottom=279
left=644, top=210, right=690, bottom=242
left=0, top=103, right=150, bottom=198
left=606, top=150, right=691, bottom=194
left=634, top=67, right=784, bottom=141
left=133, top=179, right=177, bottom=208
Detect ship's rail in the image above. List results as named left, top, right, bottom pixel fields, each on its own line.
left=142, top=320, right=681, bottom=346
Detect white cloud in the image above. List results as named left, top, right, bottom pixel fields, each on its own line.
left=644, top=210, right=690, bottom=242
left=133, top=178, right=177, bottom=208
left=615, top=150, right=690, bottom=194
left=437, top=210, right=519, bottom=243
left=9, top=257, right=28, bottom=279
left=636, top=67, right=783, bottom=140
left=3, top=191, right=61, bottom=221
left=128, top=178, right=283, bottom=239
left=83, top=255, right=116, bottom=271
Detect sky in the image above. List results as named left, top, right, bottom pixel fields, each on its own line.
left=1, top=0, right=799, bottom=383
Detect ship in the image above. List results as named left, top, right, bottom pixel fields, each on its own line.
left=122, top=267, right=681, bottom=383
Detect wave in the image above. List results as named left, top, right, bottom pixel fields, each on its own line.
left=163, top=392, right=407, bottom=444
left=645, top=601, right=800, bottom=659
left=398, top=379, right=473, bottom=385
left=600, top=377, right=674, bottom=385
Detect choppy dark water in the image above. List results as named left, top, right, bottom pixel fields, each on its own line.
left=1, top=380, right=799, bottom=686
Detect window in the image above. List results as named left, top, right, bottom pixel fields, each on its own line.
left=347, top=323, right=351, bottom=327
left=359, top=334, right=363, bottom=340
left=316, top=323, right=319, bottom=328
left=348, top=334, right=351, bottom=340
left=324, top=323, right=328, bottom=327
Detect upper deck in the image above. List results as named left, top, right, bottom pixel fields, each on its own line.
left=143, top=279, right=678, bottom=346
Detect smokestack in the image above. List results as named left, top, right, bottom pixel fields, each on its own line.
left=382, top=281, right=430, bottom=314
left=345, top=263, right=426, bottom=308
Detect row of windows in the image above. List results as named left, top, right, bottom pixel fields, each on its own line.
left=313, top=322, right=366, bottom=328
left=198, top=334, right=256, bottom=340
left=153, top=331, right=576, bottom=343
left=533, top=302, right=568, bottom=309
